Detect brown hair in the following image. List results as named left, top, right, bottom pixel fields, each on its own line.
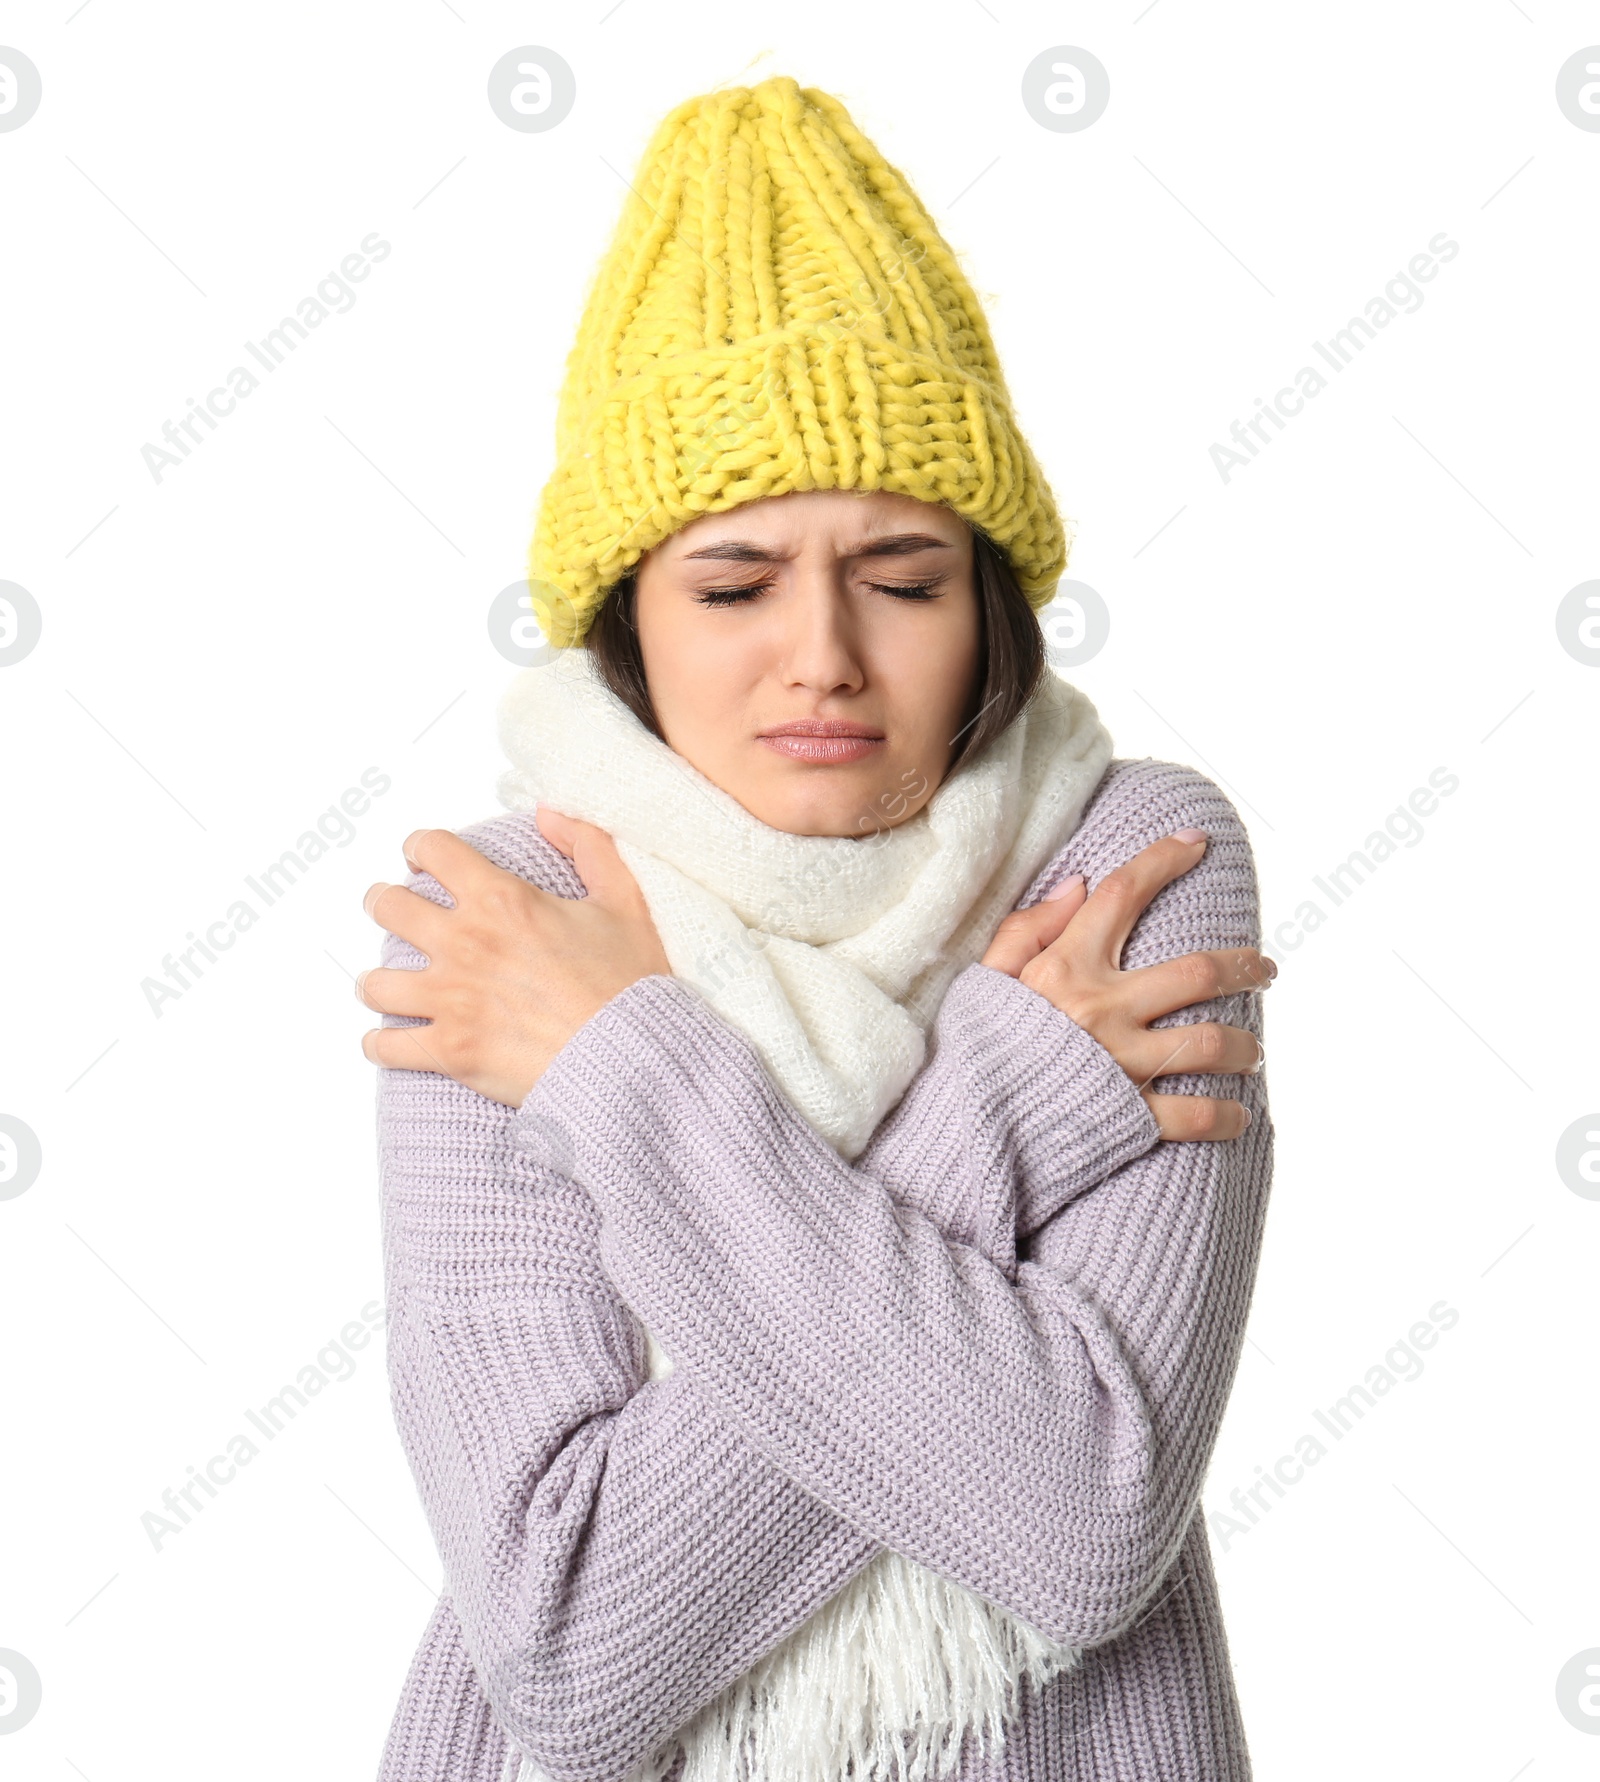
left=585, top=525, right=1045, bottom=771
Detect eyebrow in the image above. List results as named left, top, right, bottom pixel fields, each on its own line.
left=679, top=531, right=956, bottom=563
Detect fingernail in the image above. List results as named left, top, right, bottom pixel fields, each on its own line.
left=1240, top=1105, right=1253, bottom=1128
left=363, top=882, right=387, bottom=917
left=1250, top=1044, right=1266, bottom=1075
left=354, top=970, right=369, bottom=1003
left=1172, top=827, right=1207, bottom=844
left=1044, top=872, right=1085, bottom=902
left=1264, top=957, right=1279, bottom=981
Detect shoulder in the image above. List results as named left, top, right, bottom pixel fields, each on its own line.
left=398, top=810, right=586, bottom=918
left=1020, top=757, right=1263, bottom=959
left=376, top=809, right=584, bottom=973
left=457, top=810, right=587, bottom=897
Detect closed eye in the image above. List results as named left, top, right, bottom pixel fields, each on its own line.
left=693, top=580, right=776, bottom=607
left=865, top=580, right=941, bottom=600
left=692, top=577, right=946, bottom=608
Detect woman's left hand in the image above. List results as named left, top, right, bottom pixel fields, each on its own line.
left=356, top=808, right=670, bottom=1107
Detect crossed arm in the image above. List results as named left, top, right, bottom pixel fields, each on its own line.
left=374, top=770, right=1275, bottom=1782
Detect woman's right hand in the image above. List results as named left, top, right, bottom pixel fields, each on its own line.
left=980, top=827, right=1272, bottom=1141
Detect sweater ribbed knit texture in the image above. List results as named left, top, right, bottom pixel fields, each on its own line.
left=374, top=755, right=1274, bottom=1782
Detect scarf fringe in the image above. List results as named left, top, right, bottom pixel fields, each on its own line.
left=501, top=1548, right=1081, bottom=1782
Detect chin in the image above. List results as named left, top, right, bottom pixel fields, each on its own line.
left=738, top=769, right=907, bottom=839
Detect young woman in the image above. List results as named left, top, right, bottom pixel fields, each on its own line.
left=360, top=79, right=1275, bottom=1782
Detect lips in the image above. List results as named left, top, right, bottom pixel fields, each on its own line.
left=757, top=719, right=885, bottom=765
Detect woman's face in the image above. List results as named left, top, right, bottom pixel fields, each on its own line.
left=631, top=489, right=982, bottom=837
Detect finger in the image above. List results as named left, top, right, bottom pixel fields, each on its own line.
left=355, top=966, right=434, bottom=1018
left=1122, top=946, right=1277, bottom=1023
left=1123, top=1020, right=1263, bottom=1085
left=544, top=810, right=648, bottom=910
left=1071, top=830, right=1210, bottom=968
left=1142, top=1090, right=1254, bottom=1142
left=534, top=805, right=578, bottom=859
left=361, top=1023, right=449, bottom=1074
left=980, top=880, right=1086, bottom=976
left=402, top=828, right=513, bottom=903
left=363, top=880, right=450, bottom=950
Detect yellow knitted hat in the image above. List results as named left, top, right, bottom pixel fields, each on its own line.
left=528, top=74, right=1067, bottom=646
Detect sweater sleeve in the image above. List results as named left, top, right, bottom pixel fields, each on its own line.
left=854, top=961, right=1163, bottom=1266
left=379, top=1149, right=881, bottom=1782
left=510, top=762, right=1274, bottom=1657
left=374, top=819, right=883, bottom=1782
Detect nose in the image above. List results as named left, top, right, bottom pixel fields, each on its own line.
left=776, top=559, right=866, bottom=698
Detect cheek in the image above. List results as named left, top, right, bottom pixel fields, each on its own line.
left=883, top=608, right=980, bottom=732
left=639, top=611, right=760, bottom=744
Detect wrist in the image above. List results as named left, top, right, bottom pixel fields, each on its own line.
left=940, top=964, right=1161, bottom=1227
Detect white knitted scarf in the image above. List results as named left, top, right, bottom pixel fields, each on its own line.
left=494, top=645, right=1113, bottom=1782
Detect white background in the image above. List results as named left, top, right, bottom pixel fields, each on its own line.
left=2, top=3, right=1596, bottom=1777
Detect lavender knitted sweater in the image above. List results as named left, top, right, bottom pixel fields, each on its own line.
left=374, top=756, right=1275, bottom=1782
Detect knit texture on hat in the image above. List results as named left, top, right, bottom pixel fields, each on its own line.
left=528, top=75, right=1068, bottom=645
